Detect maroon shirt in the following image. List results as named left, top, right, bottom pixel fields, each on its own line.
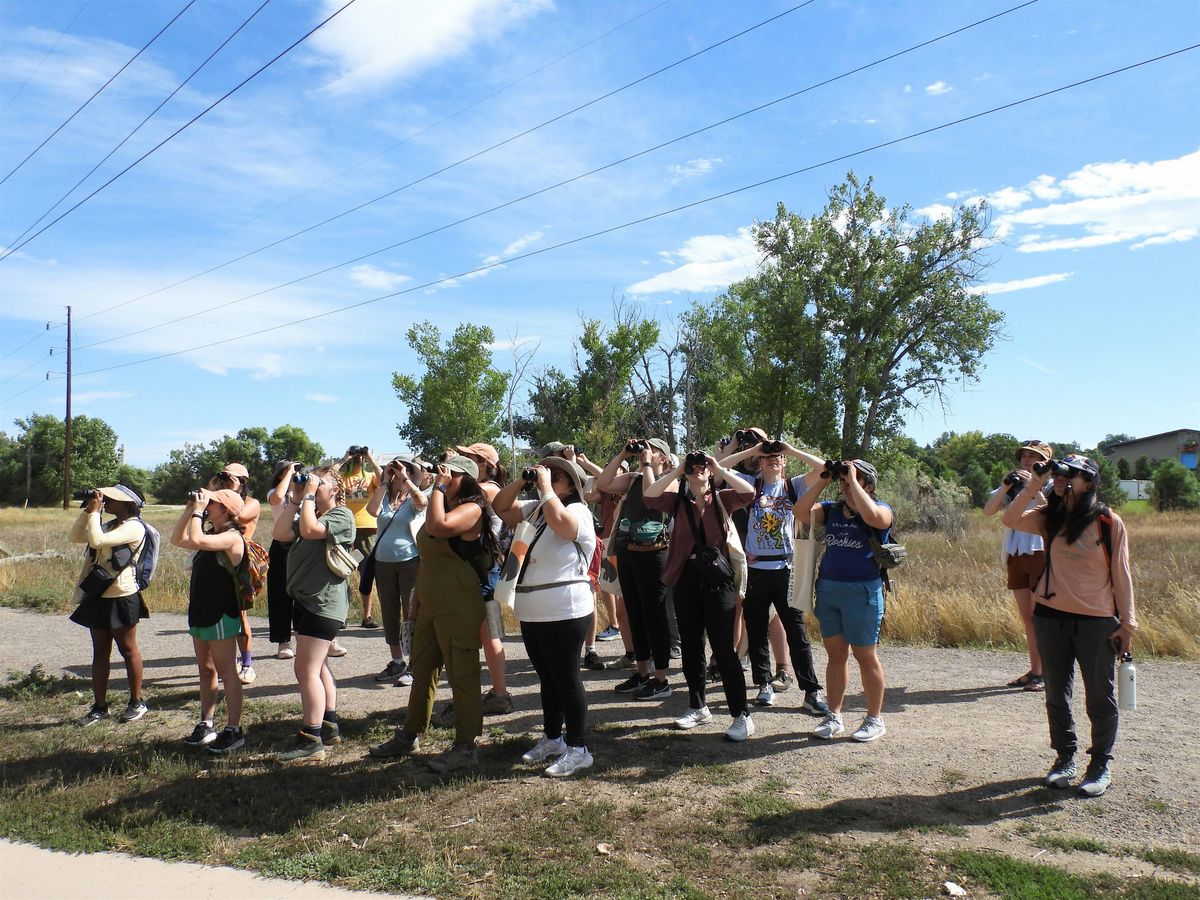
left=643, top=487, right=751, bottom=586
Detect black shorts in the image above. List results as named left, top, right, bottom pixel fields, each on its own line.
left=292, top=605, right=342, bottom=642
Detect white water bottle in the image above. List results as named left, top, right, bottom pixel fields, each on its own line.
left=1117, top=652, right=1136, bottom=711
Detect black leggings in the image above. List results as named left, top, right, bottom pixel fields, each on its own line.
left=743, top=567, right=822, bottom=692
left=267, top=539, right=295, bottom=644
left=521, top=613, right=594, bottom=747
left=617, top=548, right=673, bottom=669
left=675, top=559, right=747, bottom=717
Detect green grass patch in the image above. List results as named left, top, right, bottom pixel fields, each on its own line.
left=1032, top=833, right=1112, bottom=855
left=1136, top=847, right=1200, bottom=876
left=947, top=850, right=1199, bottom=900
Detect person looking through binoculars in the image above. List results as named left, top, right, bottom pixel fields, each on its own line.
left=206, top=463, right=260, bottom=684
left=720, top=438, right=831, bottom=715
left=338, top=445, right=382, bottom=629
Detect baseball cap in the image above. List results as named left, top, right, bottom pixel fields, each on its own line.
left=1061, top=454, right=1099, bottom=482
left=646, top=438, right=670, bottom=455
left=222, top=463, right=250, bottom=479
left=539, top=441, right=568, bottom=456
left=456, top=443, right=499, bottom=467
left=1017, top=441, right=1053, bottom=463
left=210, top=488, right=245, bottom=517
left=443, top=455, right=480, bottom=479
left=850, top=460, right=879, bottom=485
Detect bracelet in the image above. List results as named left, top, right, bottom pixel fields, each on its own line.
left=434, top=484, right=448, bottom=493
left=303, top=494, right=316, bottom=502
left=538, top=491, right=555, bottom=504
left=191, top=513, right=203, bottom=519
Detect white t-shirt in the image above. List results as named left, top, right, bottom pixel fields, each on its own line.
left=513, top=498, right=596, bottom=623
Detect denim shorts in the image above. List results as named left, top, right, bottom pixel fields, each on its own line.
left=814, top=578, right=884, bottom=646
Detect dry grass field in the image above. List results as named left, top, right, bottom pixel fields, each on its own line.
left=2, top=505, right=1196, bottom=659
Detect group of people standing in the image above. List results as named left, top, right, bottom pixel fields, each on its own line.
left=67, top=432, right=1135, bottom=795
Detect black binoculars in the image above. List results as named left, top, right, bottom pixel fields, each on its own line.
left=348, top=445, right=368, bottom=456
left=684, top=451, right=708, bottom=474
left=625, top=440, right=648, bottom=454
left=824, top=459, right=850, bottom=479
left=1033, top=459, right=1070, bottom=477
left=760, top=440, right=784, bottom=454
left=521, top=467, right=538, bottom=483
left=291, top=472, right=309, bottom=485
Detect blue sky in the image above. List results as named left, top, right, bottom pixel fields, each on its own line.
left=1, top=0, right=1197, bottom=468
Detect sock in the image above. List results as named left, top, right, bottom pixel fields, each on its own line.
left=302, top=724, right=321, bottom=739
left=241, top=651, right=253, bottom=668
left=201, top=719, right=214, bottom=728
left=392, top=656, right=405, bottom=665
left=322, top=710, right=338, bottom=725
left=226, top=724, right=242, bottom=734
left=585, top=644, right=596, bottom=653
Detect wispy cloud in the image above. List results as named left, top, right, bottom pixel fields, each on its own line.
left=628, top=228, right=759, bottom=295
left=350, top=264, right=412, bottom=290
left=925, top=80, right=953, bottom=95
left=73, top=390, right=134, bottom=403
left=1017, top=356, right=1056, bottom=374
left=967, top=272, right=1073, bottom=295
left=306, top=392, right=338, bottom=403
left=309, top=0, right=552, bottom=94
left=666, top=157, right=724, bottom=182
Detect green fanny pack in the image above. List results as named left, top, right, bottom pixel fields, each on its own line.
left=618, top=518, right=667, bottom=545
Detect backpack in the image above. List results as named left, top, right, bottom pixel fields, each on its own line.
left=109, top=519, right=161, bottom=591
left=218, top=537, right=270, bottom=611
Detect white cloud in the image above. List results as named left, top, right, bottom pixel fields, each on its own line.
left=666, top=157, right=724, bottom=182
left=967, top=272, right=1073, bottom=295
left=990, top=150, right=1200, bottom=254
left=500, top=231, right=544, bottom=257
left=310, top=0, right=552, bottom=94
left=73, top=390, right=134, bottom=403
left=925, top=80, right=953, bottom=95
left=627, top=228, right=759, bottom=295
left=903, top=84, right=912, bottom=94
left=306, top=392, right=338, bottom=403
left=1017, top=356, right=1056, bottom=374
left=349, top=264, right=412, bottom=290
left=916, top=203, right=955, bottom=222
left=985, top=186, right=1031, bottom=212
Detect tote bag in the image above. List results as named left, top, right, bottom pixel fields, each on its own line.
left=787, top=520, right=818, bottom=614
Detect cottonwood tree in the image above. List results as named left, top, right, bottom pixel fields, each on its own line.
left=691, top=173, right=1003, bottom=457
left=0, top=414, right=121, bottom=506
left=393, top=322, right=509, bottom=458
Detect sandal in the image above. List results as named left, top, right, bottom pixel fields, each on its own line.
left=1022, top=675, right=1045, bottom=692
left=1007, top=671, right=1036, bottom=688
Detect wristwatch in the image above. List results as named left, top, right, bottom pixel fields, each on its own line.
left=303, top=494, right=317, bottom=502
left=434, top=484, right=448, bottom=493
left=191, top=513, right=203, bottom=519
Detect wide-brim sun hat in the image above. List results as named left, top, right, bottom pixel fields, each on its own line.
left=539, top=456, right=587, bottom=498
left=97, top=484, right=144, bottom=508
left=443, top=455, right=480, bottom=479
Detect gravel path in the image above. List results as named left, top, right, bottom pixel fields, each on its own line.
left=1, top=605, right=1197, bottom=877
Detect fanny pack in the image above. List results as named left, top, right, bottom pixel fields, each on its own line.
left=618, top=518, right=668, bottom=546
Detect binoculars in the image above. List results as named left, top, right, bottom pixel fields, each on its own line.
left=760, top=439, right=784, bottom=454
left=824, top=459, right=850, bottom=479
left=521, top=467, right=538, bottom=483
left=348, top=445, right=368, bottom=456
left=684, top=452, right=708, bottom=475
left=625, top=440, right=648, bottom=454
left=292, top=472, right=310, bottom=485
left=1033, top=459, right=1070, bottom=477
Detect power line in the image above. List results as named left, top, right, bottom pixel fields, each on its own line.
left=76, top=44, right=1199, bottom=378
left=71, top=0, right=816, bottom=317
left=0, top=0, right=93, bottom=118
left=5, top=0, right=274, bottom=252
left=75, top=0, right=672, bottom=319
left=0, top=379, right=51, bottom=407
left=0, top=327, right=54, bottom=363
left=0, top=351, right=50, bottom=387
left=0, top=0, right=360, bottom=261
left=79, top=0, right=1038, bottom=351
left=0, top=0, right=197, bottom=188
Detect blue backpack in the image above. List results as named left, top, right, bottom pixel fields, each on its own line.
left=111, top=519, right=161, bottom=591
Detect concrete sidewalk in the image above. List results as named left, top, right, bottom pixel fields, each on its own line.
left=1, top=840, right=429, bottom=899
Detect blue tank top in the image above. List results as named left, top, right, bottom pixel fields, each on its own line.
left=818, top=500, right=893, bottom=583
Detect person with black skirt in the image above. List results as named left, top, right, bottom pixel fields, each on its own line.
left=68, top=484, right=150, bottom=726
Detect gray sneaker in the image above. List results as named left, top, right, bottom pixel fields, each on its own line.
left=850, top=715, right=886, bottom=743
left=801, top=689, right=830, bottom=716
left=427, top=742, right=478, bottom=774
left=812, top=712, right=844, bottom=739
left=1078, top=762, right=1111, bottom=797
left=754, top=684, right=775, bottom=707
left=120, top=699, right=148, bottom=722
left=369, top=729, right=420, bottom=759
left=1045, top=753, right=1077, bottom=789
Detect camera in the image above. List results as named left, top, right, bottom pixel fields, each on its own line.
left=684, top=451, right=708, bottom=475
left=760, top=439, right=784, bottom=455
left=1033, top=459, right=1070, bottom=477
left=824, top=459, right=850, bottom=479
left=521, top=467, right=538, bottom=483
left=625, top=439, right=648, bottom=454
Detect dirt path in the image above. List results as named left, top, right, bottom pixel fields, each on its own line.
left=1, top=606, right=1196, bottom=883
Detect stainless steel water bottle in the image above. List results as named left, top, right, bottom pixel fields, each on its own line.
left=1118, top=652, right=1136, bottom=711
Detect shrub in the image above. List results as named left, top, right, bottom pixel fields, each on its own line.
left=877, top=456, right=970, bottom=536
left=1150, top=459, right=1200, bottom=511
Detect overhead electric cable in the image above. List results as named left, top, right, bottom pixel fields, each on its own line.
left=0, top=0, right=93, bottom=118
left=77, top=0, right=672, bottom=320
left=6, top=0, right=273, bottom=251
left=0, top=328, right=52, bottom=363
left=76, top=43, right=1199, bottom=377
left=0, top=380, right=51, bottom=407
left=0, top=0, right=196, bottom=187
left=72, top=0, right=816, bottom=316
left=0, top=0, right=360, bottom=261
left=0, top=352, right=49, bottom=387
left=79, top=0, right=1037, bottom=350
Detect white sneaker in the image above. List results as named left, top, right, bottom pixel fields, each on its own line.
left=724, top=713, right=755, bottom=742
left=851, top=715, right=886, bottom=743
left=238, top=665, right=256, bottom=685
left=522, top=735, right=567, bottom=764
left=674, top=706, right=713, bottom=730
left=328, top=640, right=348, bottom=658
left=813, top=712, right=844, bottom=739
left=545, top=746, right=593, bottom=777
left=277, top=642, right=295, bottom=660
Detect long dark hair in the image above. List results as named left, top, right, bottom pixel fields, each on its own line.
left=1044, top=483, right=1103, bottom=546
left=453, top=473, right=502, bottom=565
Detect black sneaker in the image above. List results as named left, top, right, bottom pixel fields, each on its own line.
left=375, top=660, right=405, bottom=683
left=208, top=726, right=245, bottom=755
left=614, top=674, right=650, bottom=694
left=79, top=704, right=109, bottom=726
left=1045, top=753, right=1076, bottom=789
left=120, top=699, right=148, bottom=722
left=633, top=678, right=671, bottom=701
left=184, top=722, right=217, bottom=746
left=582, top=650, right=605, bottom=671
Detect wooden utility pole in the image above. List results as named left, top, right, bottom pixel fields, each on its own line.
left=61, top=305, right=72, bottom=509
